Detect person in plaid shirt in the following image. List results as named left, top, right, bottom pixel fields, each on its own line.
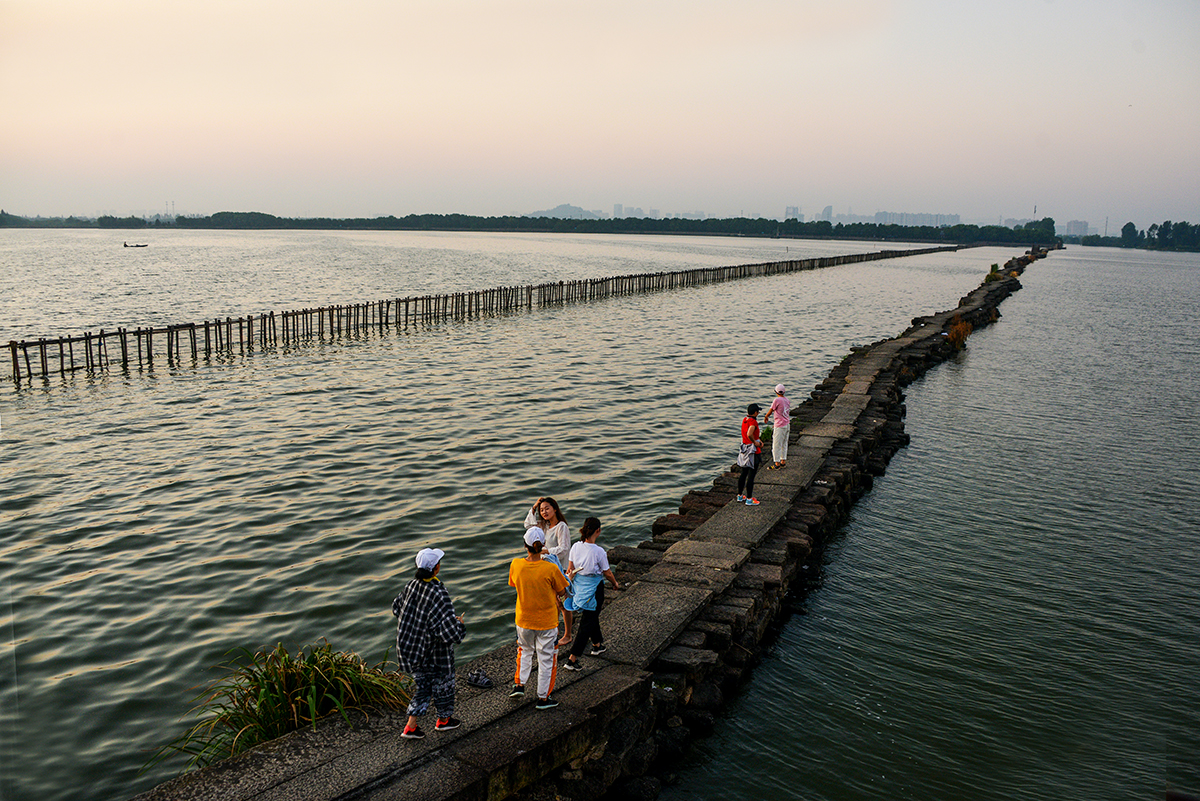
left=393, top=547, right=466, bottom=739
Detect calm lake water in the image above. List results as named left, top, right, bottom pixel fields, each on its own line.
left=1, top=232, right=1195, bottom=800
left=662, top=246, right=1200, bottom=800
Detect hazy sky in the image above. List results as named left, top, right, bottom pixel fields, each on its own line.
left=2, top=0, right=1197, bottom=228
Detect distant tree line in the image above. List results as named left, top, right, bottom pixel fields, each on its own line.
left=1078, top=220, right=1199, bottom=251
left=169, top=211, right=1060, bottom=245
left=0, top=208, right=1072, bottom=246
left=0, top=209, right=95, bottom=228
left=1084, top=220, right=1195, bottom=251
left=0, top=210, right=175, bottom=229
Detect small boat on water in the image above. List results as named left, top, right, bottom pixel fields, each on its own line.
left=123, top=242, right=149, bottom=247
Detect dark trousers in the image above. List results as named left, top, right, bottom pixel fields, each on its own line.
left=737, top=455, right=759, bottom=498
left=406, top=668, right=456, bottom=718
left=569, top=583, right=605, bottom=658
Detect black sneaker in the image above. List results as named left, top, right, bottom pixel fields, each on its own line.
left=401, top=726, right=425, bottom=739
left=562, top=658, right=582, bottom=671
left=466, top=669, right=493, bottom=689
left=510, top=683, right=525, bottom=698
left=434, top=717, right=461, bottom=731
left=535, top=695, right=559, bottom=710
left=589, top=644, right=607, bottom=656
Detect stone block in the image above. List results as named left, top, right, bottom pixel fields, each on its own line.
left=607, top=545, right=663, bottom=566
left=597, top=581, right=712, bottom=669
left=732, top=562, right=784, bottom=592
left=623, top=739, right=658, bottom=778
left=699, top=604, right=748, bottom=632
left=798, top=421, right=856, bottom=439
left=767, top=532, right=812, bottom=559
left=686, top=500, right=790, bottom=550
left=650, top=513, right=704, bottom=536
left=713, top=594, right=757, bottom=612
left=686, top=620, right=732, bottom=651
left=671, top=630, right=706, bottom=649
left=636, top=540, right=671, bottom=552
left=345, top=754, right=489, bottom=801
left=441, top=706, right=597, bottom=801
left=637, top=562, right=738, bottom=595
left=749, top=544, right=788, bottom=566
left=558, top=665, right=653, bottom=729
left=662, top=539, right=751, bottom=571
left=795, top=435, right=837, bottom=451
left=652, top=646, right=720, bottom=676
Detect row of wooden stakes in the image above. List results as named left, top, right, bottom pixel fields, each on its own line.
left=7, top=246, right=959, bottom=384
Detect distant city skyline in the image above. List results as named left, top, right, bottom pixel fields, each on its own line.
left=3, top=200, right=1099, bottom=236
left=3, top=0, right=1197, bottom=231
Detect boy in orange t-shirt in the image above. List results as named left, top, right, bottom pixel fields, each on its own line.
left=509, top=526, right=570, bottom=708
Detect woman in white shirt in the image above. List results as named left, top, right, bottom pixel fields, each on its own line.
left=523, top=496, right=572, bottom=644
left=562, top=517, right=620, bottom=671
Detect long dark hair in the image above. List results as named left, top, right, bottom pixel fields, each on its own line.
left=579, top=517, right=601, bottom=540
left=538, top=496, right=566, bottom=526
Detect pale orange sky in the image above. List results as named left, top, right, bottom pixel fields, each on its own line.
left=2, top=0, right=1197, bottom=229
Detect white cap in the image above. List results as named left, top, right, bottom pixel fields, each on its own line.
left=524, top=527, right=546, bottom=547
left=415, top=548, right=444, bottom=571
left=775, top=384, right=786, bottom=394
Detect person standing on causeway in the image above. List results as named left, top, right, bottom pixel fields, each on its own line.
left=562, top=517, right=620, bottom=671
left=766, top=383, right=791, bottom=470
left=393, top=547, right=466, bottom=739
left=509, top=527, right=570, bottom=709
left=737, top=403, right=763, bottom=506
left=523, top=496, right=574, bottom=646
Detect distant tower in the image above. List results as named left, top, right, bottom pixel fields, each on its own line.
left=614, top=204, right=623, bottom=219
left=822, top=205, right=833, bottom=221
left=785, top=206, right=800, bottom=220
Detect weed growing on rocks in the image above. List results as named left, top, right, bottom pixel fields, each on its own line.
left=145, top=640, right=412, bottom=774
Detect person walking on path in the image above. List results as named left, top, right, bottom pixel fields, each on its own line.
left=766, top=383, right=791, bottom=470
left=523, top=497, right=573, bottom=645
left=509, top=527, right=570, bottom=709
left=737, top=403, right=764, bottom=506
left=562, top=517, right=620, bottom=672
left=392, top=547, right=466, bottom=740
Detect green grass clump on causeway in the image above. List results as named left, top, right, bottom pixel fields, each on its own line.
left=146, top=640, right=412, bottom=774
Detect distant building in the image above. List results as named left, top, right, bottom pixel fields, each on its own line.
left=613, top=204, right=623, bottom=219
left=821, top=205, right=833, bottom=221
left=875, top=211, right=961, bottom=227
left=1062, top=220, right=1089, bottom=237
left=784, top=205, right=800, bottom=221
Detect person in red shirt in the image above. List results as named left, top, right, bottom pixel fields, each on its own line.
left=737, top=403, right=763, bottom=506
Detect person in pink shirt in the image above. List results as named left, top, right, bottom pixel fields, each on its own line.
left=766, top=383, right=791, bottom=470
